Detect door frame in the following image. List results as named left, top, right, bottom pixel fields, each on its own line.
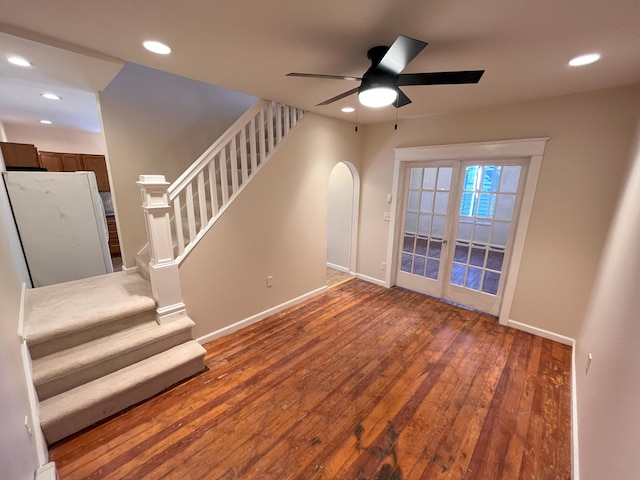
left=385, top=138, right=549, bottom=325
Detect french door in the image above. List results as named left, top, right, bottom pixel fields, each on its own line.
left=396, top=159, right=527, bottom=315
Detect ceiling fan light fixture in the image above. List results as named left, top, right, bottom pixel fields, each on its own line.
left=358, top=87, right=397, bottom=108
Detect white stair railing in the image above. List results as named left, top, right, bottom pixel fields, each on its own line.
left=137, top=100, right=305, bottom=321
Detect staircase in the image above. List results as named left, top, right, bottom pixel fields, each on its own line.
left=24, top=272, right=205, bottom=444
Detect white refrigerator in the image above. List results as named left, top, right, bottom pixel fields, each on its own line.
left=4, top=171, right=114, bottom=287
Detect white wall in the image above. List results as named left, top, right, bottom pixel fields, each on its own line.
left=327, top=162, right=354, bottom=270
left=98, top=62, right=257, bottom=267
left=180, top=114, right=361, bottom=339
left=575, top=119, right=640, bottom=479
left=3, top=122, right=105, bottom=154
left=357, top=84, right=640, bottom=339
left=0, top=153, right=40, bottom=478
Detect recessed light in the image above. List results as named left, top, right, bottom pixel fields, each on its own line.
left=7, top=55, right=32, bottom=67
left=341, top=107, right=355, bottom=113
left=569, top=53, right=601, bottom=67
left=41, top=93, right=61, bottom=100
left=39, top=120, right=52, bottom=125
left=143, top=40, right=171, bottom=55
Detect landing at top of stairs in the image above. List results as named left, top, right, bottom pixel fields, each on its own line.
left=24, top=272, right=156, bottom=346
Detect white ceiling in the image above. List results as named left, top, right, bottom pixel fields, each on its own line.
left=0, top=0, right=639, bottom=130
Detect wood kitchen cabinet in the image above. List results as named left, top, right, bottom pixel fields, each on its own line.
left=39, top=151, right=63, bottom=171
left=106, top=216, right=120, bottom=255
left=1, top=142, right=41, bottom=168
left=81, top=155, right=110, bottom=191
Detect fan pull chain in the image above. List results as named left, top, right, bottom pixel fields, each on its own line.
left=355, top=107, right=358, bottom=133
left=394, top=97, right=399, bottom=130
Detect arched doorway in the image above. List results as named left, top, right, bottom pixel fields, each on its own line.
left=327, top=161, right=359, bottom=284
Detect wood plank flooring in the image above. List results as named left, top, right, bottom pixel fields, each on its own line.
left=49, top=279, right=572, bottom=479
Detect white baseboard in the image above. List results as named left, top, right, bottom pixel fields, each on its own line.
left=197, top=286, right=328, bottom=345
left=326, top=262, right=350, bottom=273
left=506, top=319, right=574, bottom=346
left=122, top=265, right=139, bottom=275
left=571, top=342, right=580, bottom=480
left=35, top=462, right=58, bottom=480
left=355, top=273, right=387, bottom=287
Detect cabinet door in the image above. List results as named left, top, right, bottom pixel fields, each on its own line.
left=39, top=152, right=63, bottom=172
left=60, top=153, right=83, bottom=172
left=81, top=155, right=110, bottom=191
left=0, top=142, right=40, bottom=168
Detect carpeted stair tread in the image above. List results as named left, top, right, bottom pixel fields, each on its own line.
left=32, top=314, right=196, bottom=400
left=24, top=272, right=155, bottom=346
left=40, top=340, right=206, bottom=444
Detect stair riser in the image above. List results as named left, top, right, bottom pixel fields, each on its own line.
left=35, top=327, right=195, bottom=401
left=29, top=309, right=156, bottom=360
left=42, top=353, right=205, bottom=444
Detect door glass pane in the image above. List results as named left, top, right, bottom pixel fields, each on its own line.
left=403, top=234, right=415, bottom=252
left=418, top=214, right=431, bottom=235
left=401, top=253, right=412, bottom=272
left=426, top=259, right=439, bottom=279
left=409, top=168, right=422, bottom=189
left=473, top=222, right=490, bottom=243
left=415, top=236, right=428, bottom=256
left=469, top=245, right=486, bottom=267
left=483, top=271, right=500, bottom=295
left=432, top=215, right=446, bottom=236
left=491, top=221, right=510, bottom=246
left=500, top=166, right=521, bottom=193
left=487, top=248, right=504, bottom=271
left=434, top=192, right=449, bottom=214
left=451, top=264, right=465, bottom=286
left=413, top=256, right=426, bottom=276
left=407, top=190, right=420, bottom=211
left=405, top=212, right=418, bottom=233
left=495, top=194, right=515, bottom=220
left=457, top=219, right=472, bottom=241
left=466, top=267, right=482, bottom=290
left=422, top=168, right=437, bottom=190
left=420, top=191, right=434, bottom=212
left=437, top=168, right=452, bottom=190
left=429, top=239, right=442, bottom=259
left=454, top=242, right=469, bottom=262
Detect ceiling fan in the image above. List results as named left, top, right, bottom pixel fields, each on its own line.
left=287, top=35, right=484, bottom=108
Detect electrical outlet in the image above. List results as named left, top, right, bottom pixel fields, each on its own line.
left=266, top=276, right=273, bottom=288
left=381, top=262, right=386, bottom=271
left=585, top=353, right=592, bottom=374
left=383, top=212, right=391, bottom=221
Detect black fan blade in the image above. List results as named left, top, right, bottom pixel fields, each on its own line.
left=378, top=36, right=428, bottom=75
left=398, top=70, right=484, bottom=86
left=287, top=73, right=362, bottom=81
left=394, top=88, right=412, bottom=108
left=317, top=87, right=360, bottom=106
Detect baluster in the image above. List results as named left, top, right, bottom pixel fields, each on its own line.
left=250, top=115, right=258, bottom=172
left=276, top=103, right=283, bottom=144
left=208, top=160, right=219, bottom=216
left=284, top=105, right=290, bottom=136
left=240, top=124, right=249, bottom=183
left=173, top=195, right=185, bottom=256
left=197, top=171, right=207, bottom=230
left=267, top=102, right=274, bottom=156
left=220, top=148, right=229, bottom=204
left=230, top=136, right=239, bottom=193
left=185, top=183, right=197, bottom=242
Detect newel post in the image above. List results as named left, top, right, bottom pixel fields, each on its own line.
left=136, top=175, right=186, bottom=323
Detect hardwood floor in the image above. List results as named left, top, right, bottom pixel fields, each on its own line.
left=49, top=280, right=572, bottom=479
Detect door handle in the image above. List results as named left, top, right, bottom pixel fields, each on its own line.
left=442, top=239, right=448, bottom=246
